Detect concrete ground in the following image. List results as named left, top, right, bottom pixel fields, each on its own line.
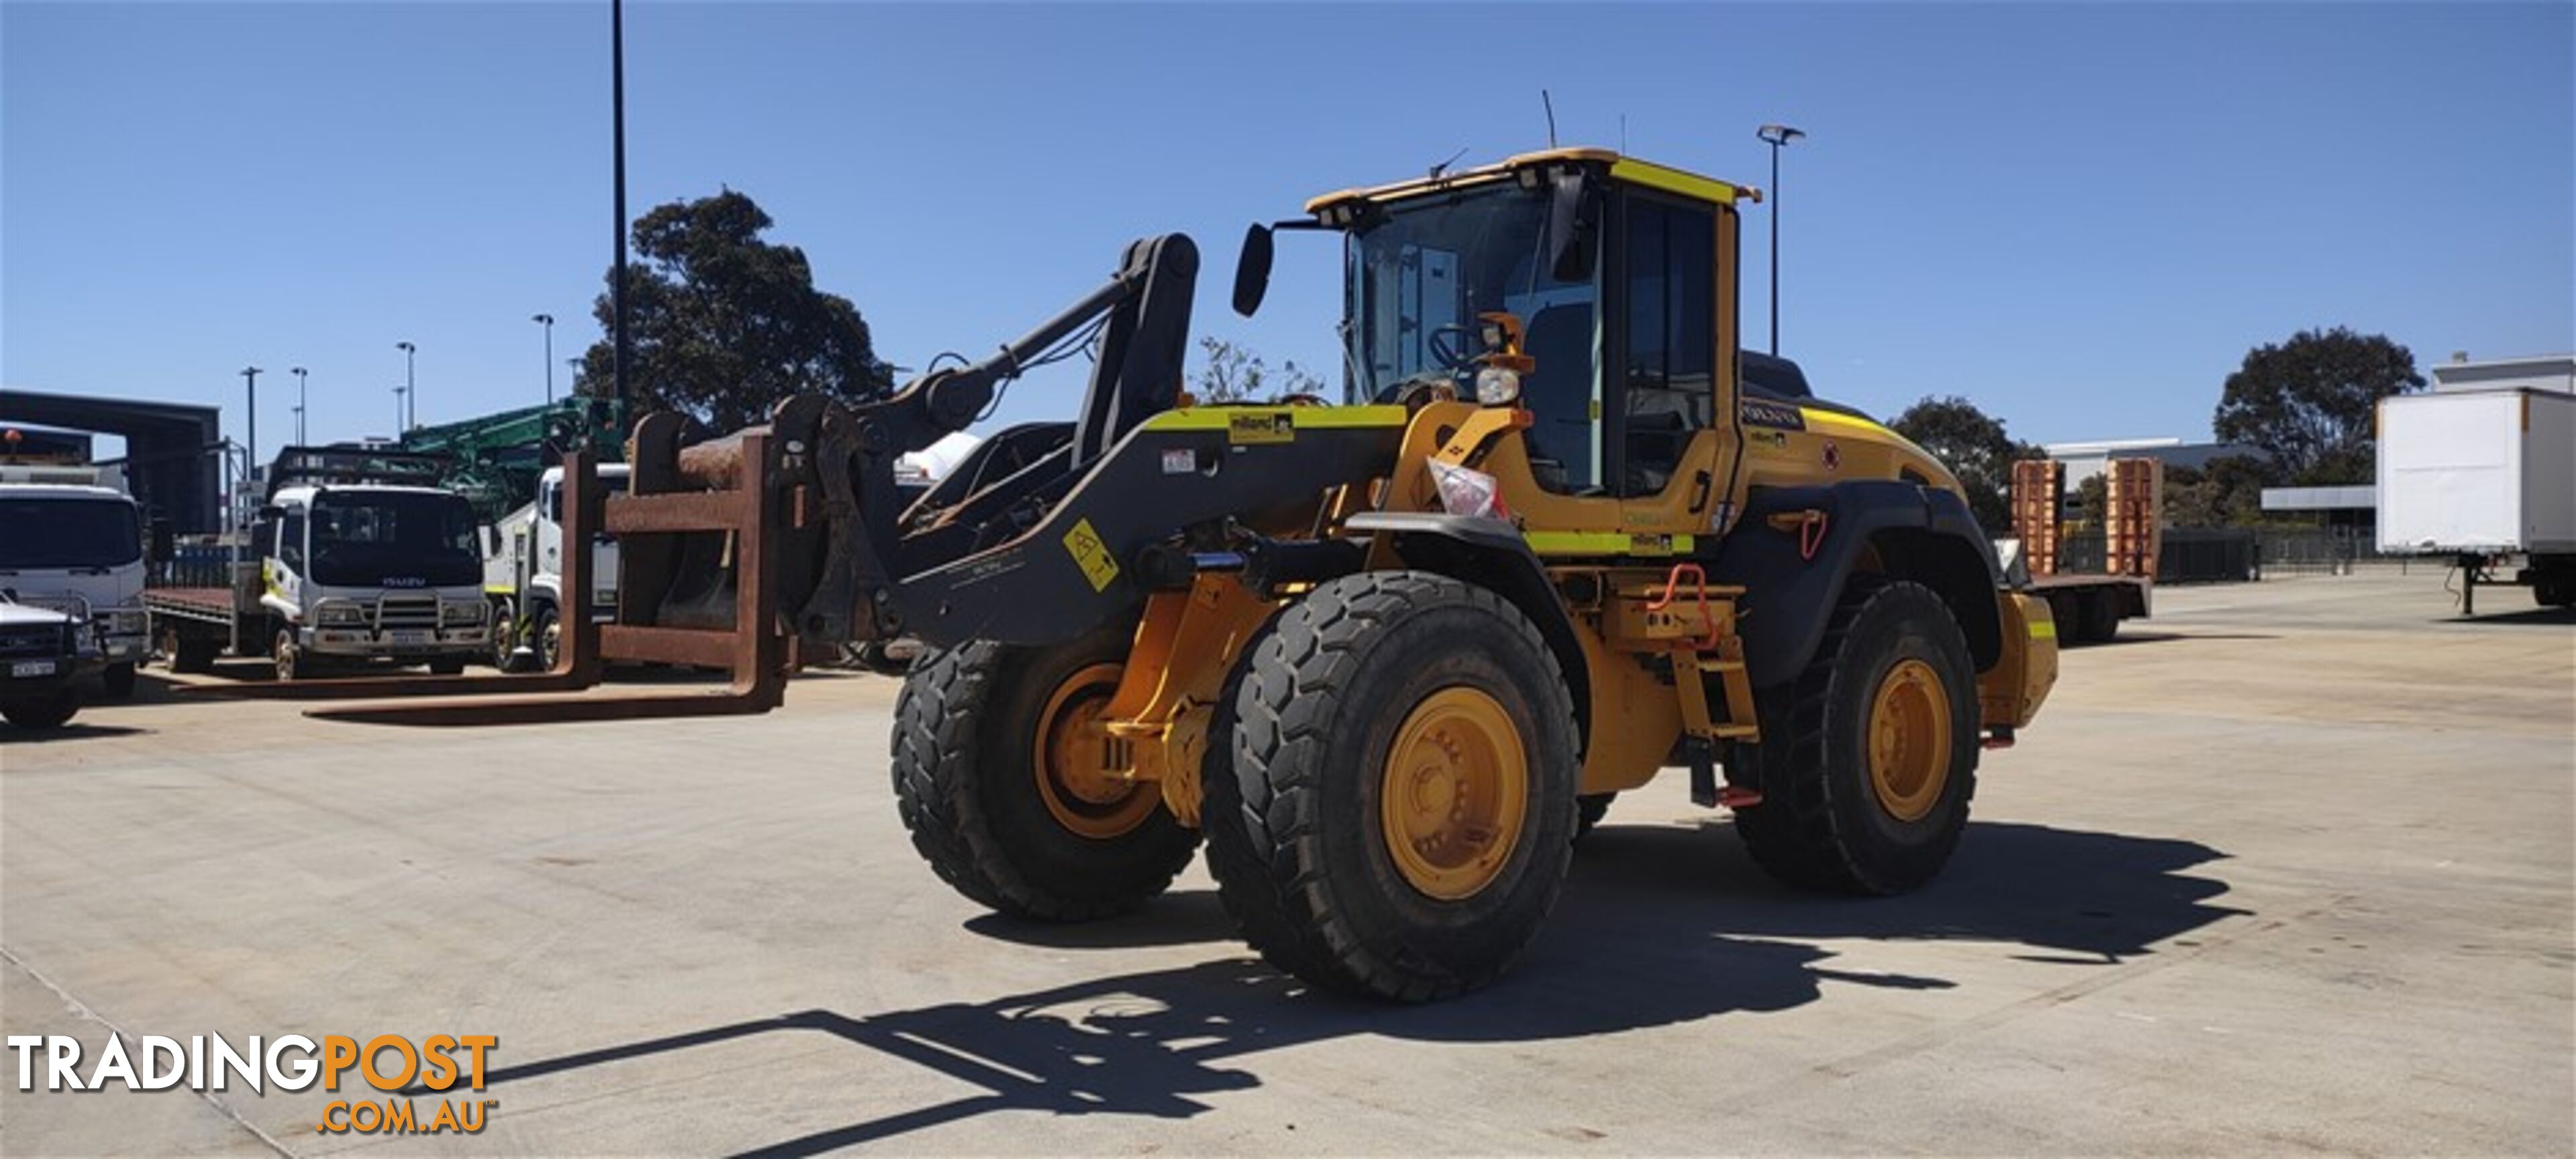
left=3, top=570, right=2569, bottom=1156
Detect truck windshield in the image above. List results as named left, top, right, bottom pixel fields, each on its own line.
left=0, top=498, right=143, bottom=569
left=309, top=491, right=480, bottom=587
left=1345, top=181, right=1601, bottom=488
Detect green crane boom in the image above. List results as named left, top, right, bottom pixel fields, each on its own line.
left=400, top=398, right=628, bottom=521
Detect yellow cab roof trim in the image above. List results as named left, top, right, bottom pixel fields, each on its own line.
left=1304, top=148, right=1760, bottom=217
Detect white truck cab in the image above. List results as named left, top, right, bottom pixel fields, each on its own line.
left=0, top=471, right=150, bottom=698
left=259, top=479, right=490, bottom=677
left=485, top=463, right=627, bottom=671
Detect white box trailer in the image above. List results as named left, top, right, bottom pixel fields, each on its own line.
left=2376, top=387, right=2575, bottom=612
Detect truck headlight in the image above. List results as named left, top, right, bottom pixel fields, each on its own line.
left=100, top=610, right=148, bottom=636
left=315, top=602, right=369, bottom=626
left=1474, top=366, right=1521, bottom=406
left=441, top=601, right=486, bottom=625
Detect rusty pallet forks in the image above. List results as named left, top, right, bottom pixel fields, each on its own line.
left=184, top=430, right=791, bottom=726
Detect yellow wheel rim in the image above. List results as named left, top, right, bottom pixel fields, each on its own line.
left=1379, top=686, right=1529, bottom=901
left=1868, top=658, right=1952, bottom=822
left=1032, top=662, right=1156, bottom=840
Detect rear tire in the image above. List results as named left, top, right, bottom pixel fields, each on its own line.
left=164, top=625, right=216, bottom=675
left=892, top=629, right=1199, bottom=922
left=1732, top=577, right=1980, bottom=895
left=1, top=691, right=80, bottom=730
left=2076, top=592, right=2119, bottom=643
left=1203, top=571, right=1579, bottom=1001
left=532, top=606, right=561, bottom=673
left=1574, top=793, right=1617, bottom=842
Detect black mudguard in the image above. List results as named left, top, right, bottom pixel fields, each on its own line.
left=1343, top=511, right=1593, bottom=754
left=1709, top=482, right=2004, bottom=687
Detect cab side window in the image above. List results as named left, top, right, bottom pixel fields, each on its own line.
left=1621, top=197, right=1716, bottom=496
left=278, top=510, right=307, bottom=575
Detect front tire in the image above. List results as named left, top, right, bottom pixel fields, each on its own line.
left=100, top=662, right=138, bottom=700
left=892, top=629, right=1199, bottom=922
left=1733, top=577, right=1980, bottom=895
left=1203, top=571, right=1580, bottom=1001
left=490, top=598, right=521, bottom=671
left=1, top=691, right=80, bottom=730
left=273, top=627, right=309, bottom=682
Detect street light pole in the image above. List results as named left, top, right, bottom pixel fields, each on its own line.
left=239, top=366, right=262, bottom=468
left=290, top=367, right=308, bottom=445
left=533, top=313, right=556, bottom=405
left=392, top=384, right=408, bottom=438
left=395, top=341, right=417, bottom=431
left=612, top=0, right=633, bottom=416
left=1755, top=123, right=1805, bottom=356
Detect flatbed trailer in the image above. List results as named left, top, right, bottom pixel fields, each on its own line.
left=144, top=577, right=262, bottom=672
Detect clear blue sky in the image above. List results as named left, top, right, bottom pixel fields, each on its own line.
left=5, top=2, right=2570, bottom=460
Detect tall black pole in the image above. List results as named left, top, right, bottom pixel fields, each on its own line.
left=396, top=341, right=417, bottom=431
left=1768, top=143, right=1780, bottom=355
left=534, top=314, right=557, bottom=404
left=239, top=366, right=262, bottom=470
left=611, top=0, right=631, bottom=413
left=1756, top=124, right=1803, bottom=357
left=291, top=366, right=308, bottom=445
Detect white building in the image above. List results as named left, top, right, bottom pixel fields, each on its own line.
left=2428, top=352, right=2575, bottom=395
left=2039, top=437, right=2267, bottom=496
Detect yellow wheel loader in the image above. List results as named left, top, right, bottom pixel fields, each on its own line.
left=292, top=150, right=2059, bottom=1001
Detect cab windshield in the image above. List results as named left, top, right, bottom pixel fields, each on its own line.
left=1344, top=181, right=1601, bottom=488
left=309, top=490, right=480, bottom=587
left=0, top=498, right=142, bottom=569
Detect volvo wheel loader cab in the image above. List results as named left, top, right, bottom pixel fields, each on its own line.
left=299, top=149, right=2055, bottom=1001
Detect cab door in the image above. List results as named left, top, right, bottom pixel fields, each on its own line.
left=1610, top=189, right=1731, bottom=547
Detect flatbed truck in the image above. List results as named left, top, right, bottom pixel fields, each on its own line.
left=149, top=447, right=491, bottom=679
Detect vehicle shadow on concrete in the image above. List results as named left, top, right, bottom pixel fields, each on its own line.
left=0, top=722, right=152, bottom=744
left=2449, top=607, right=2576, bottom=626
left=468, top=822, right=2241, bottom=1154
left=2070, top=630, right=2280, bottom=648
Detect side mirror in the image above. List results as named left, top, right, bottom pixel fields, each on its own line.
left=1232, top=223, right=1275, bottom=318
left=1546, top=170, right=1595, bottom=283
left=150, top=521, right=174, bottom=565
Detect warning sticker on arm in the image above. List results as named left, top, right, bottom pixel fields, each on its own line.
left=1063, top=518, right=1120, bottom=592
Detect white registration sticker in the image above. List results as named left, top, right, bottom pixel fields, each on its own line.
left=10, top=659, right=58, bottom=678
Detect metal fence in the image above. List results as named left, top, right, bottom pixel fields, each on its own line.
left=2057, top=529, right=2260, bottom=584
left=2048, top=527, right=2420, bottom=582
left=151, top=542, right=241, bottom=589
left=2249, top=528, right=2404, bottom=576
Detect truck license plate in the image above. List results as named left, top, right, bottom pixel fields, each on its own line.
left=10, top=659, right=57, bottom=677
left=388, top=630, right=434, bottom=646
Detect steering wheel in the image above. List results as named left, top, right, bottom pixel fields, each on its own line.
left=1427, top=324, right=1477, bottom=370
left=1373, top=368, right=1457, bottom=404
